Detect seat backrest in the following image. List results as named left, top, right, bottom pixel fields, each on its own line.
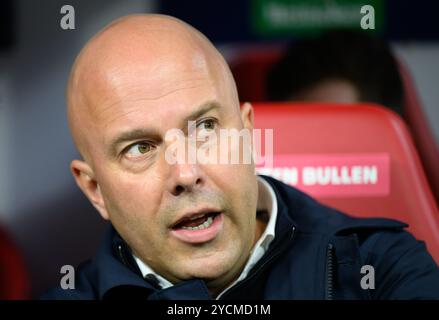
left=252, top=102, right=439, bottom=263
left=230, top=48, right=439, bottom=204
left=398, top=61, right=439, bottom=203
left=0, top=226, right=29, bottom=299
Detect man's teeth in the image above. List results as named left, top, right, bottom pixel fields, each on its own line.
left=181, top=215, right=213, bottom=231
left=189, top=213, right=206, bottom=221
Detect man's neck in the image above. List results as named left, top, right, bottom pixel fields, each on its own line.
left=209, top=178, right=273, bottom=297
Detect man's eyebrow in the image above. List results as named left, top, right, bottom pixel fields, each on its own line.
left=183, top=100, right=221, bottom=124
left=107, top=128, right=158, bottom=156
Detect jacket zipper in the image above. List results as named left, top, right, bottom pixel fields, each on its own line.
left=325, top=243, right=335, bottom=300
left=116, top=244, right=128, bottom=266
left=218, top=226, right=296, bottom=300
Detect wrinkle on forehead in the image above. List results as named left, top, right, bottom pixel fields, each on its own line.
left=66, top=14, right=239, bottom=161
left=99, top=82, right=208, bottom=123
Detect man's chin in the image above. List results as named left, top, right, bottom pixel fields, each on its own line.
left=169, top=238, right=249, bottom=286
left=173, top=261, right=244, bottom=291
left=175, top=258, right=237, bottom=282
left=182, top=267, right=230, bottom=281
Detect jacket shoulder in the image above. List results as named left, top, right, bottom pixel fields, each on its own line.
left=262, top=175, right=407, bottom=236
left=359, top=227, right=439, bottom=299
left=262, top=176, right=439, bottom=298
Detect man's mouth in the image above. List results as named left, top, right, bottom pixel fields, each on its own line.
left=172, top=212, right=218, bottom=230
left=170, top=212, right=223, bottom=244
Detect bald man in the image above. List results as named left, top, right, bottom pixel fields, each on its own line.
left=43, top=14, right=439, bottom=300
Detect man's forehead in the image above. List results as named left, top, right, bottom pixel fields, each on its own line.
left=90, top=66, right=219, bottom=128
left=103, top=94, right=221, bottom=131
left=77, top=31, right=219, bottom=124
left=76, top=56, right=217, bottom=147
left=89, top=57, right=212, bottom=107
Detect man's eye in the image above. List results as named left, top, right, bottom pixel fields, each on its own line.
left=125, top=142, right=153, bottom=157
left=197, top=118, right=217, bottom=131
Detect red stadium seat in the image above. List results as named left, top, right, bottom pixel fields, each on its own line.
left=0, top=226, right=29, bottom=299
left=398, top=61, right=439, bottom=203
left=252, top=103, right=439, bottom=263
left=230, top=49, right=439, bottom=204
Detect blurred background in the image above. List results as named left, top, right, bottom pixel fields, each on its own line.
left=0, top=0, right=438, bottom=298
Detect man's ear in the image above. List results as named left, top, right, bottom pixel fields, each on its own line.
left=240, top=102, right=254, bottom=130
left=70, top=160, right=110, bottom=220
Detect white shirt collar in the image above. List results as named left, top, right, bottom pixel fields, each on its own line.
left=133, top=175, right=278, bottom=296
left=133, top=254, right=174, bottom=289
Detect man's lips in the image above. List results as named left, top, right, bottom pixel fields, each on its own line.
left=170, top=208, right=222, bottom=229
left=170, top=212, right=223, bottom=244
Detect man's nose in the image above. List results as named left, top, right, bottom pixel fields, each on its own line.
left=167, top=161, right=203, bottom=196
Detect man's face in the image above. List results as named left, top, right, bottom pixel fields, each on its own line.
left=76, top=45, right=258, bottom=290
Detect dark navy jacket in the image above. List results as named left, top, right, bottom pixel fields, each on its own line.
left=43, top=176, right=439, bottom=299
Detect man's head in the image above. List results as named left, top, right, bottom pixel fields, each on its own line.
left=266, top=30, right=404, bottom=116
left=67, top=14, right=258, bottom=295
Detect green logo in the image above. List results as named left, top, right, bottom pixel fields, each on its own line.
left=251, top=0, right=383, bottom=37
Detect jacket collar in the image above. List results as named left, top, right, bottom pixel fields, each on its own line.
left=93, top=227, right=213, bottom=299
